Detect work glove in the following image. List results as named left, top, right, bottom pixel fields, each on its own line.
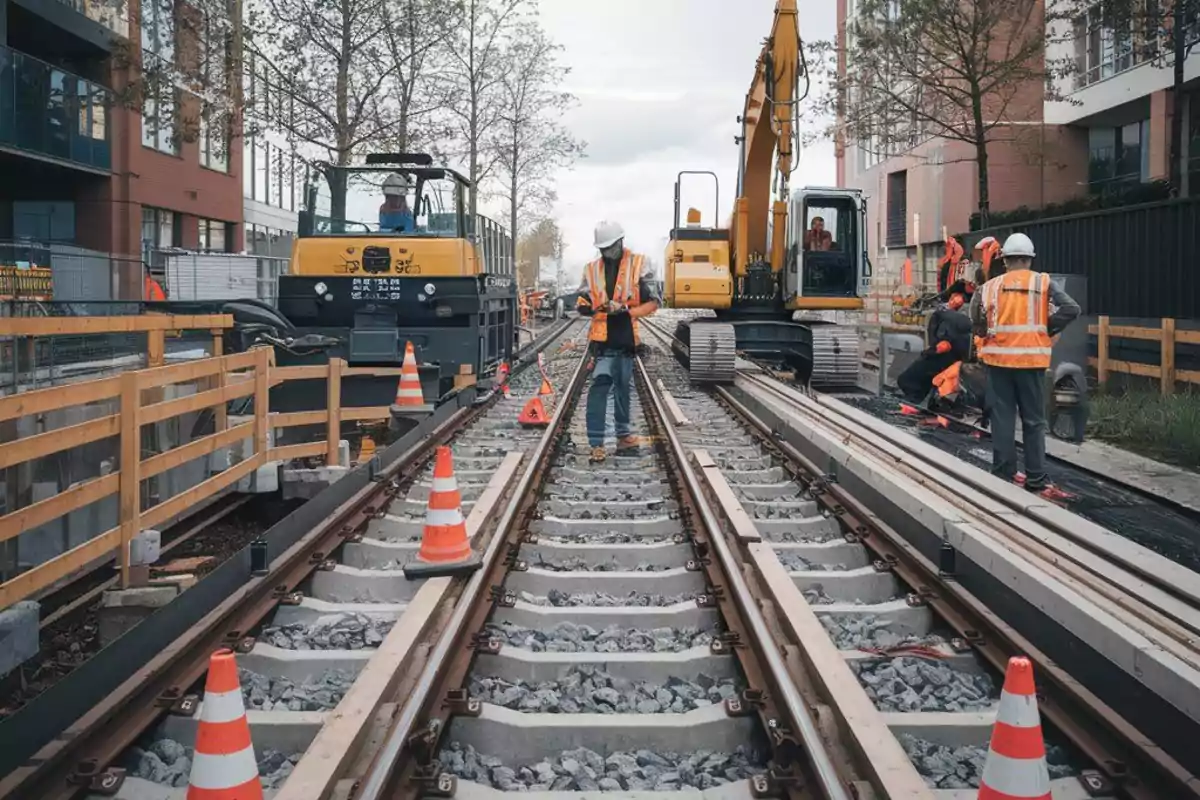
left=603, top=300, right=629, bottom=315
left=935, top=340, right=951, bottom=354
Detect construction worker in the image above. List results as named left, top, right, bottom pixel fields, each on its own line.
left=144, top=273, right=166, bottom=300
left=575, top=220, right=661, bottom=463
left=379, top=173, right=414, bottom=232
left=896, top=293, right=972, bottom=402
left=970, top=232, right=1079, bottom=498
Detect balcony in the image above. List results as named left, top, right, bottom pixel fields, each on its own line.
left=57, top=0, right=129, bottom=37
left=0, top=45, right=111, bottom=172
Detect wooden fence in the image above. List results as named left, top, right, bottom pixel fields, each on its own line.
left=0, top=317, right=407, bottom=608
left=1090, top=316, right=1200, bottom=394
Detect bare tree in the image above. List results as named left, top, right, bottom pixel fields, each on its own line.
left=517, top=217, right=565, bottom=289
left=490, top=24, right=585, bottom=267
left=817, top=0, right=1076, bottom=226
left=379, top=0, right=460, bottom=153
left=241, top=0, right=411, bottom=221
left=438, top=0, right=532, bottom=220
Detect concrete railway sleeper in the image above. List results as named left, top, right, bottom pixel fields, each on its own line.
left=642, top=314, right=1199, bottom=800
left=0, top=319, right=589, bottom=800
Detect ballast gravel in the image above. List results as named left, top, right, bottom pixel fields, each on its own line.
left=819, top=614, right=944, bottom=651
left=900, top=734, right=1076, bottom=789
left=534, top=532, right=674, bottom=545
left=775, top=551, right=847, bottom=572
left=531, top=555, right=670, bottom=572
left=259, top=612, right=393, bottom=650
left=439, top=742, right=765, bottom=791
left=240, top=667, right=354, bottom=712
left=518, top=588, right=697, bottom=607
left=468, top=666, right=740, bottom=714
left=484, top=621, right=715, bottom=653
left=853, top=657, right=996, bottom=712
left=126, top=738, right=302, bottom=789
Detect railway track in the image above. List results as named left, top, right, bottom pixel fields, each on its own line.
left=10, top=312, right=1196, bottom=800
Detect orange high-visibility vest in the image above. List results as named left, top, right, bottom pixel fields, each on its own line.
left=978, top=270, right=1053, bottom=369
left=144, top=275, right=166, bottom=301
left=584, top=249, right=644, bottom=344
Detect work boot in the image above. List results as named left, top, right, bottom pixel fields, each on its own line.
left=589, top=446, right=607, bottom=464
left=615, top=435, right=645, bottom=454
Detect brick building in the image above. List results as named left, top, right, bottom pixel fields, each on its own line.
left=0, top=0, right=242, bottom=295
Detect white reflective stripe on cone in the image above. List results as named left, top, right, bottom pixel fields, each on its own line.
left=431, top=477, right=458, bottom=492
left=425, top=508, right=464, bottom=527
left=980, top=751, right=1051, bottom=798
left=189, top=745, right=260, bottom=789
left=996, top=691, right=1043, bottom=728
left=397, top=388, right=424, bottom=397
left=199, top=688, right=248, bottom=724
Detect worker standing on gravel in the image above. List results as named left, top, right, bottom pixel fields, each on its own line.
left=970, top=233, right=1079, bottom=499
left=575, top=220, right=661, bottom=463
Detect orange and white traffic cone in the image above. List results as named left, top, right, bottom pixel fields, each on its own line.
left=186, top=649, right=263, bottom=799
left=391, top=341, right=432, bottom=417
left=518, top=396, right=550, bottom=428
left=403, top=446, right=483, bottom=578
left=978, top=656, right=1051, bottom=800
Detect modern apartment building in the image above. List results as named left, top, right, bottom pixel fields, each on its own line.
left=1, top=0, right=242, bottom=294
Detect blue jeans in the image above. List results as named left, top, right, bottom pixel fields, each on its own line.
left=586, top=349, right=634, bottom=447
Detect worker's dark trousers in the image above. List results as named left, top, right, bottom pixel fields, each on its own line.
left=586, top=348, right=634, bottom=447
left=896, top=351, right=957, bottom=401
left=985, top=366, right=1048, bottom=488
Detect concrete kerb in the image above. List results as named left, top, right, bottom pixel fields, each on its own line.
left=446, top=703, right=757, bottom=766
left=475, top=646, right=738, bottom=685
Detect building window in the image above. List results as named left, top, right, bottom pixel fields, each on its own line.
left=197, top=6, right=230, bottom=172
left=140, top=0, right=178, bottom=154
left=198, top=218, right=230, bottom=251
left=199, top=104, right=228, bottom=172
left=141, top=206, right=180, bottom=249
left=886, top=170, right=907, bottom=247
left=1088, top=121, right=1149, bottom=190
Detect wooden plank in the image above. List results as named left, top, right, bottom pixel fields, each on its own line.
left=140, top=381, right=255, bottom=425
left=693, top=449, right=760, bottom=543
left=1097, top=315, right=1110, bottom=386
left=0, top=528, right=121, bottom=609
left=1088, top=357, right=1161, bottom=379
left=138, top=351, right=259, bottom=390
left=0, top=415, right=119, bottom=470
left=118, top=372, right=140, bottom=588
left=1177, top=329, right=1200, bottom=345
left=1161, top=318, right=1176, bottom=395
left=0, top=314, right=233, bottom=336
left=140, top=453, right=265, bottom=531
left=271, top=410, right=326, bottom=428
left=0, top=375, right=120, bottom=422
left=141, top=422, right=254, bottom=480
left=211, top=333, right=228, bottom=432
left=1180, top=368, right=1200, bottom=385
left=1105, top=324, right=1162, bottom=341
left=274, top=365, right=327, bottom=381
left=341, top=366, right=407, bottom=377
left=326, top=358, right=343, bottom=467
left=270, top=441, right=326, bottom=461
left=255, top=349, right=270, bottom=457
left=0, top=473, right=120, bottom=544
left=342, top=406, right=392, bottom=422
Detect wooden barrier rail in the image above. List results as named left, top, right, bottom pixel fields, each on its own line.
left=1089, top=316, right=1200, bottom=394
left=0, top=341, right=403, bottom=609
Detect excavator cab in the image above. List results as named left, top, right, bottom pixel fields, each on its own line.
left=787, top=187, right=871, bottom=301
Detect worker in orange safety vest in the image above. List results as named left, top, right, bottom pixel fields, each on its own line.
left=969, top=233, right=1079, bottom=499
left=144, top=274, right=166, bottom=301
left=574, top=220, right=661, bottom=463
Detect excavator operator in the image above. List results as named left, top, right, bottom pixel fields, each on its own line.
left=574, top=220, right=661, bottom=464
left=379, top=173, right=414, bottom=233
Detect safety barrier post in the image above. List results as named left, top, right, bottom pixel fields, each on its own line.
left=255, top=348, right=271, bottom=456
left=1161, top=317, right=1176, bottom=395
left=212, top=329, right=228, bottom=432
left=1097, top=315, right=1110, bottom=388
left=326, top=358, right=344, bottom=467
left=118, top=370, right=141, bottom=589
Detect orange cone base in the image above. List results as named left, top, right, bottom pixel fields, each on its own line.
left=391, top=402, right=434, bottom=418
left=518, top=397, right=550, bottom=428
left=403, top=550, right=483, bottom=579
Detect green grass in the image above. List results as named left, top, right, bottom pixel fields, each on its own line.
left=1087, top=389, right=1200, bottom=470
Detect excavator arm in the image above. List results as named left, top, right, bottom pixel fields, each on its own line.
left=733, top=0, right=801, bottom=277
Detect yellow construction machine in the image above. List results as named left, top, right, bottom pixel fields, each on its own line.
left=665, top=0, right=870, bottom=386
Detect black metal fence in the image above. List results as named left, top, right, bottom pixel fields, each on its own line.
left=964, top=197, right=1200, bottom=320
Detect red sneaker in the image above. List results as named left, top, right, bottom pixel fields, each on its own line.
left=1013, top=472, right=1026, bottom=486
left=1037, top=484, right=1076, bottom=503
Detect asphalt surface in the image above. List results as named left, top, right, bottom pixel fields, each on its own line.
left=846, top=394, right=1200, bottom=574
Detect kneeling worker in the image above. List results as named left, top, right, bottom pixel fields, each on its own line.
left=575, top=220, right=661, bottom=463
left=897, top=293, right=972, bottom=402
left=970, top=233, right=1079, bottom=498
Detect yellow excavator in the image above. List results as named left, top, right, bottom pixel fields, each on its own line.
left=664, top=0, right=870, bottom=386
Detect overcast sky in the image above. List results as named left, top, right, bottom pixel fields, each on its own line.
left=532, top=0, right=837, bottom=276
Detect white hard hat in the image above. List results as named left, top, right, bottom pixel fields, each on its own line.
left=1001, top=232, right=1035, bottom=259
left=382, top=173, right=410, bottom=196
left=594, top=220, right=625, bottom=249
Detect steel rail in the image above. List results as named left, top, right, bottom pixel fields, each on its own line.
left=632, top=351, right=853, bottom=800
left=354, top=340, right=592, bottom=800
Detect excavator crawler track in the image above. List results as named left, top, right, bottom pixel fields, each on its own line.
left=676, top=320, right=737, bottom=384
